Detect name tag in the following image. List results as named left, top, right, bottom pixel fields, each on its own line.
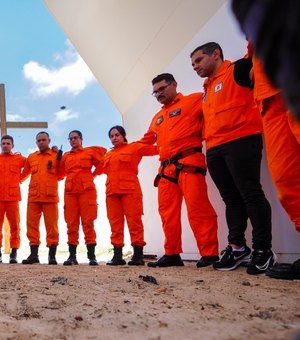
left=169, top=109, right=181, bottom=118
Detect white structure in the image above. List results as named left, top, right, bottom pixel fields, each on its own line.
left=44, top=0, right=300, bottom=261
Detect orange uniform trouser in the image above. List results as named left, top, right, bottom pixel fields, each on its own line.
left=26, top=202, right=59, bottom=246
left=64, top=190, right=97, bottom=245
left=0, top=201, right=20, bottom=249
left=262, top=94, right=300, bottom=232
left=106, top=193, right=146, bottom=247
left=158, top=170, right=219, bottom=256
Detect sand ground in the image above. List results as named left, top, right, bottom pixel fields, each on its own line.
left=0, top=256, right=299, bottom=340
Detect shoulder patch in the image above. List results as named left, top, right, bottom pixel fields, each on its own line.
left=155, top=116, right=164, bottom=125
left=214, top=82, right=223, bottom=93
left=169, top=109, right=181, bottom=118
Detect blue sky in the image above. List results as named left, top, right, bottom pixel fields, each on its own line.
left=0, top=0, right=122, bottom=156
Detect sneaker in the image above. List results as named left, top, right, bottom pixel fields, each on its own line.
left=147, top=254, right=184, bottom=267
left=247, top=249, right=277, bottom=275
left=266, top=258, right=300, bottom=280
left=213, top=245, right=251, bottom=271
left=196, top=256, right=219, bottom=268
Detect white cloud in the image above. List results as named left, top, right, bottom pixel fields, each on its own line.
left=23, top=41, right=96, bottom=96
left=54, top=108, right=79, bottom=122
left=7, top=113, right=34, bottom=122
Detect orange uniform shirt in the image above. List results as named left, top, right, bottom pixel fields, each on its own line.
left=102, top=142, right=157, bottom=195
left=60, top=146, right=106, bottom=194
left=202, top=60, right=262, bottom=149
left=142, top=92, right=206, bottom=168
left=21, top=149, right=62, bottom=203
left=0, top=152, right=26, bottom=201
left=252, top=56, right=280, bottom=103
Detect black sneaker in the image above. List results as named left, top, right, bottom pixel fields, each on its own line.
left=213, top=245, right=251, bottom=271
left=266, top=258, right=300, bottom=280
left=147, top=254, right=184, bottom=267
left=247, top=249, right=276, bottom=275
left=196, top=256, right=219, bottom=268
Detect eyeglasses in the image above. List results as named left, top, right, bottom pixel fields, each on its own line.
left=152, top=83, right=171, bottom=96
left=69, top=136, right=80, bottom=140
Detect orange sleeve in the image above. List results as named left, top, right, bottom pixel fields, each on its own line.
left=135, top=142, right=158, bottom=156
left=20, top=158, right=31, bottom=183
left=89, top=146, right=107, bottom=176
left=139, top=128, right=157, bottom=145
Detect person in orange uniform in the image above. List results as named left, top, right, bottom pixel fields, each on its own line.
left=60, top=130, right=106, bottom=266
left=191, top=42, right=275, bottom=275
left=252, top=55, right=300, bottom=233
left=100, top=125, right=157, bottom=266
left=141, top=73, right=219, bottom=268
left=21, top=131, right=63, bottom=265
left=0, top=135, right=26, bottom=264
left=249, top=50, right=300, bottom=280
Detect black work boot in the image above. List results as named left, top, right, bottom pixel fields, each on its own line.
left=106, top=246, right=126, bottom=266
left=63, top=244, right=79, bottom=266
left=48, top=245, right=58, bottom=265
left=9, top=248, right=18, bottom=264
left=87, top=244, right=98, bottom=266
left=22, top=245, right=40, bottom=264
left=128, top=246, right=145, bottom=266
left=148, top=254, right=184, bottom=267
left=196, top=255, right=219, bottom=268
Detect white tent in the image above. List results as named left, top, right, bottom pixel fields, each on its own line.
left=44, top=0, right=300, bottom=260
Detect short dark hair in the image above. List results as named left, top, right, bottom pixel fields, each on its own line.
left=152, top=73, right=176, bottom=86
left=190, top=42, right=224, bottom=61
left=1, top=135, right=14, bottom=144
left=108, top=125, right=128, bottom=142
left=36, top=131, right=49, bottom=138
left=68, top=130, right=82, bottom=139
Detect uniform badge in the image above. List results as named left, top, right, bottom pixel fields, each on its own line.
left=155, top=116, right=163, bottom=125
left=169, top=109, right=181, bottom=118
left=214, top=82, right=223, bottom=93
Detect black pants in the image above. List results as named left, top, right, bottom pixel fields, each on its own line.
left=206, top=134, right=272, bottom=250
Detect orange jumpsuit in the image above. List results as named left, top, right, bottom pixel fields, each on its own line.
left=101, top=142, right=157, bottom=247
left=253, top=57, right=300, bottom=232
left=60, top=146, right=106, bottom=245
left=0, top=152, right=26, bottom=249
left=141, top=92, right=219, bottom=256
left=21, top=149, right=62, bottom=247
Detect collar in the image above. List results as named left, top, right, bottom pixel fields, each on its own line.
left=204, top=60, right=232, bottom=89
left=0, top=151, right=14, bottom=156
left=37, top=148, right=52, bottom=155
left=162, top=93, right=183, bottom=109
left=110, top=142, right=128, bottom=150
left=70, top=146, right=84, bottom=153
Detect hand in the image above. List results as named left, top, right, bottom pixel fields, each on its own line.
left=51, top=145, right=58, bottom=153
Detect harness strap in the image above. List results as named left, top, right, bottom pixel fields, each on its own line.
left=154, top=147, right=206, bottom=187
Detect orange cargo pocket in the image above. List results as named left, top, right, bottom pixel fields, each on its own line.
left=214, top=100, right=247, bottom=133
left=82, top=177, right=95, bottom=190
left=88, top=199, right=98, bottom=220
left=9, top=186, right=20, bottom=198
left=65, top=179, right=73, bottom=192
left=46, top=185, right=57, bottom=197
